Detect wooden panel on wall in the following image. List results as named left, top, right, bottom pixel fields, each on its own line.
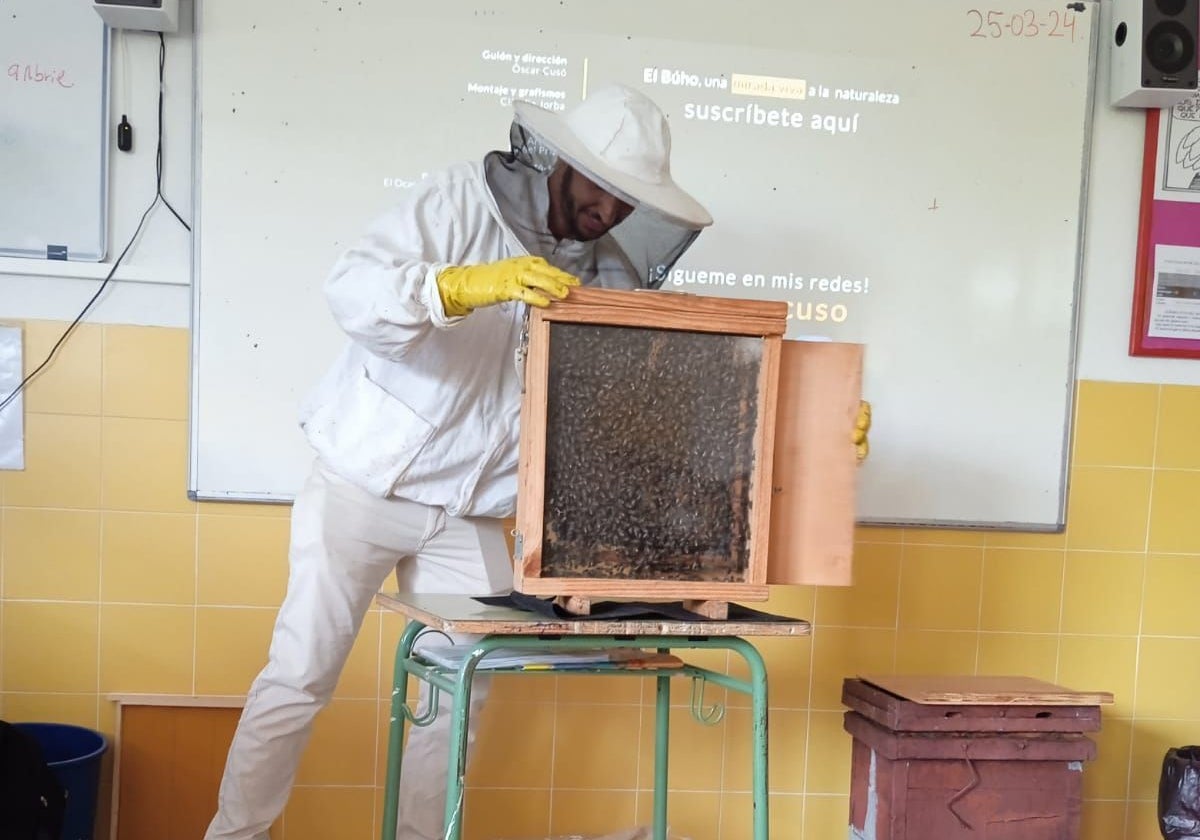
left=115, top=706, right=273, bottom=840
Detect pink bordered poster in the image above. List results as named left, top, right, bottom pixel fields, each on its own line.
left=1132, top=95, right=1200, bottom=359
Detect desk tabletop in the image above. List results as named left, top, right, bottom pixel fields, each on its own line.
left=375, top=593, right=811, bottom=637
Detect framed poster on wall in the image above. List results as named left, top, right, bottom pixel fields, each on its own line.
left=1131, top=95, right=1200, bottom=359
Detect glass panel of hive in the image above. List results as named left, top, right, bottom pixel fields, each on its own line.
left=540, top=322, right=765, bottom=582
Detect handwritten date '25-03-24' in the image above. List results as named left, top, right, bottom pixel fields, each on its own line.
left=967, top=8, right=1081, bottom=42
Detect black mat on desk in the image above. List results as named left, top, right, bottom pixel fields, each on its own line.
left=475, top=591, right=797, bottom=622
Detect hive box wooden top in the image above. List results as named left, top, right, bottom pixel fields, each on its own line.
left=859, top=674, right=1114, bottom=706
left=843, top=676, right=1111, bottom=734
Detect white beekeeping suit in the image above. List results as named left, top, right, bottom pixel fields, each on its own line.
left=205, top=83, right=712, bottom=840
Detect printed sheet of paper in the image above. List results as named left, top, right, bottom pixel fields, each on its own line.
left=1158, top=94, right=1200, bottom=201
left=1149, top=245, right=1200, bottom=340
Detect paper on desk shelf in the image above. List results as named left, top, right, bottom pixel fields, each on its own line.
left=416, top=644, right=684, bottom=671
left=416, top=644, right=608, bottom=670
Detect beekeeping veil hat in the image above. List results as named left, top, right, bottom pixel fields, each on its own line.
left=499, top=84, right=711, bottom=288
left=514, top=84, right=712, bottom=229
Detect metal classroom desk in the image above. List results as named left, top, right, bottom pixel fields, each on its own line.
left=375, top=593, right=811, bottom=840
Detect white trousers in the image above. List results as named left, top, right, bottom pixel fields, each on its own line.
left=205, top=462, right=512, bottom=840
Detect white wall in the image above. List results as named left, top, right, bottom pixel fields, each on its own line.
left=1, top=0, right=1197, bottom=387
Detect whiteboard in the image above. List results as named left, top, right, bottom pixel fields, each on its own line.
left=191, top=0, right=1098, bottom=529
left=0, top=0, right=109, bottom=261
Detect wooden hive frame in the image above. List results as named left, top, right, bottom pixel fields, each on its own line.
left=513, top=286, right=788, bottom=608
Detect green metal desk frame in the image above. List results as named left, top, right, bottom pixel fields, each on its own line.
left=376, top=594, right=812, bottom=840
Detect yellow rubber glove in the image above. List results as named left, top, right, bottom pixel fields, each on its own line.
left=436, top=255, right=580, bottom=317
left=853, top=399, right=871, bottom=465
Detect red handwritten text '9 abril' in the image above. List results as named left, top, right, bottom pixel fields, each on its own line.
left=6, top=63, right=75, bottom=88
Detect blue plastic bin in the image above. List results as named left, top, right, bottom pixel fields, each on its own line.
left=16, top=722, right=108, bottom=840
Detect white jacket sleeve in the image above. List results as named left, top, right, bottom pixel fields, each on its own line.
left=323, top=182, right=466, bottom=360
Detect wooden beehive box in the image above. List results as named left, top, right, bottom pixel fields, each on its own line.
left=842, top=676, right=1112, bottom=840
left=514, top=286, right=863, bottom=608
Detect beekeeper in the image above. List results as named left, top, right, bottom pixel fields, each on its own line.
left=204, top=83, right=716, bottom=840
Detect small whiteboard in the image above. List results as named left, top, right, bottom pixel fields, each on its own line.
left=0, top=0, right=109, bottom=261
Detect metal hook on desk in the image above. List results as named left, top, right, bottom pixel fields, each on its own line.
left=396, top=683, right=441, bottom=728
left=689, top=674, right=725, bottom=726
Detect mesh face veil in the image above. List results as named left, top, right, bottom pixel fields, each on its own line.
left=493, top=120, right=704, bottom=290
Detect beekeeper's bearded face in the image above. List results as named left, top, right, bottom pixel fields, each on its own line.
left=546, top=163, right=635, bottom=242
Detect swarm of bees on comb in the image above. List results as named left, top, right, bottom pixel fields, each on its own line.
left=540, top=322, right=764, bottom=582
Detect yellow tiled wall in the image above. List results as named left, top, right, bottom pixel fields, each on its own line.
left=2, top=320, right=1198, bottom=840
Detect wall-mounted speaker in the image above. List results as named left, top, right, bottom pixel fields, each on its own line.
left=1110, top=0, right=1199, bottom=108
